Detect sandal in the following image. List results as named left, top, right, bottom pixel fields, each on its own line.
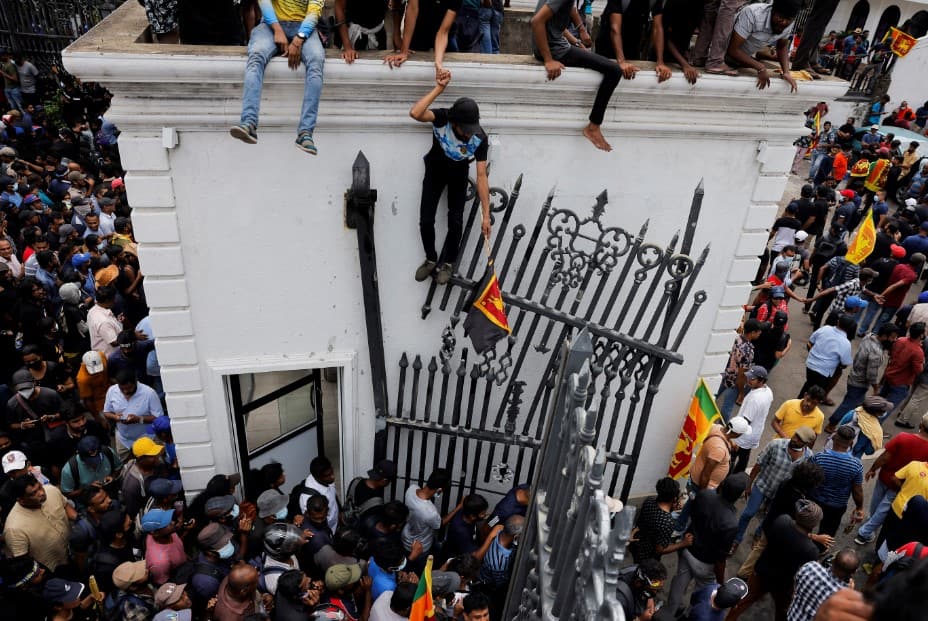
left=705, top=65, right=738, bottom=77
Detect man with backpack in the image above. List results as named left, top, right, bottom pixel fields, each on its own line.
left=343, top=459, right=396, bottom=530
left=295, top=456, right=340, bottom=532
left=185, top=523, right=236, bottom=612
left=258, top=522, right=305, bottom=595
left=614, top=558, right=667, bottom=621
left=59, top=434, right=121, bottom=501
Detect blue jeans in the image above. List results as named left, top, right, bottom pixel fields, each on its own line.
left=715, top=384, right=738, bottom=422
left=674, top=478, right=697, bottom=531
left=4, top=87, right=22, bottom=111
left=734, top=486, right=768, bottom=544
left=809, top=150, right=827, bottom=179
left=856, top=302, right=882, bottom=336
left=857, top=480, right=897, bottom=540
left=240, top=22, right=325, bottom=135
left=880, top=383, right=910, bottom=421
left=830, top=383, right=868, bottom=426
left=479, top=7, right=502, bottom=54
left=858, top=305, right=897, bottom=337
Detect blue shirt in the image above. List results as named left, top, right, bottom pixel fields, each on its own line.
left=806, top=326, right=853, bottom=377
left=687, top=583, right=725, bottom=621
left=902, top=234, right=928, bottom=257
left=368, top=558, right=397, bottom=602
left=103, top=381, right=164, bottom=447
left=810, top=449, right=863, bottom=507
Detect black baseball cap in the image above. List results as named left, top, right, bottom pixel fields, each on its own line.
left=368, top=459, right=397, bottom=481
left=449, top=98, right=481, bottom=136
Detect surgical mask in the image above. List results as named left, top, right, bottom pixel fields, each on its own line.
left=17, top=388, right=32, bottom=399
left=25, top=360, right=42, bottom=369
left=217, top=541, right=235, bottom=559
left=389, top=558, right=407, bottom=573
left=788, top=442, right=804, bottom=451
left=229, top=503, right=240, bottom=520
left=434, top=491, right=443, bottom=499
left=275, top=507, right=289, bottom=520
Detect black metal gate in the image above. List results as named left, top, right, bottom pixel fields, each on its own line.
left=0, top=0, right=122, bottom=72
left=384, top=174, right=709, bottom=505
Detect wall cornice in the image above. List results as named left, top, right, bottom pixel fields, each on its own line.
left=63, top=2, right=849, bottom=140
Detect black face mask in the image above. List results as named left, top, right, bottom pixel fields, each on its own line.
left=881, top=340, right=894, bottom=350
left=25, top=360, right=42, bottom=369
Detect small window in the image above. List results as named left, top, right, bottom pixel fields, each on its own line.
left=229, top=370, right=319, bottom=456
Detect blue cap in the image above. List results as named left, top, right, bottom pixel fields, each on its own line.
left=844, top=296, right=868, bottom=310
left=140, top=508, right=175, bottom=533
left=43, top=579, right=85, bottom=605
left=147, top=416, right=172, bottom=435
left=71, top=252, right=91, bottom=268
left=770, top=285, right=786, bottom=298
left=919, top=291, right=928, bottom=304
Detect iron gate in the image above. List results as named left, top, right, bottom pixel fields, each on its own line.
left=383, top=173, right=710, bottom=506
left=0, top=0, right=123, bottom=72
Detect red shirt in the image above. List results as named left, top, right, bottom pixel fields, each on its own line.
left=884, top=337, right=926, bottom=387
left=883, top=263, right=917, bottom=308
left=879, top=433, right=928, bottom=488
left=833, top=152, right=848, bottom=180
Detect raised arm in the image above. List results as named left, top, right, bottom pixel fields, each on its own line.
left=409, top=74, right=449, bottom=122
left=434, top=8, right=458, bottom=80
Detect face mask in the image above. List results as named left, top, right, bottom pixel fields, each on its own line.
left=25, top=360, right=41, bottom=369
left=275, top=507, right=289, bottom=520
left=17, top=388, right=33, bottom=399
left=434, top=491, right=443, bottom=499
left=229, top=503, right=240, bottom=520
left=788, top=442, right=804, bottom=451
left=390, top=558, right=407, bottom=573
left=217, top=541, right=235, bottom=559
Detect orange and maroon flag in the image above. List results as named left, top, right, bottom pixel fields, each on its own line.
left=889, top=27, right=917, bottom=57
left=463, top=263, right=511, bottom=354
left=668, top=379, right=722, bottom=480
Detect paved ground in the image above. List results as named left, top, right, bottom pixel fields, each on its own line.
left=653, top=158, right=920, bottom=619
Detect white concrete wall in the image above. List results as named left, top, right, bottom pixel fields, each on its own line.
left=888, top=35, right=928, bottom=110
left=64, top=3, right=849, bottom=498
left=827, top=0, right=928, bottom=38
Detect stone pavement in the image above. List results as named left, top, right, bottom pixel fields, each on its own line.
left=653, top=158, right=917, bottom=619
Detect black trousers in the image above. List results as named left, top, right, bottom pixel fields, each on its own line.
left=732, top=447, right=752, bottom=474
left=558, top=46, right=622, bottom=125
left=819, top=502, right=847, bottom=538
left=793, top=0, right=842, bottom=69
left=798, top=367, right=831, bottom=398
left=419, top=155, right=468, bottom=264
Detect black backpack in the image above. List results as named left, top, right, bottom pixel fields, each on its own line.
left=342, top=477, right=384, bottom=529
left=287, top=483, right=319, bottom=520
left=66, top=446, right=118, bottom=490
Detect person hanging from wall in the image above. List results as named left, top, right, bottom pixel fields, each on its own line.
left=229, top=0, right=326, bottom=155
left=408, top=73, right=491, bottom=286
left=593, top=0, right=672, bottom=83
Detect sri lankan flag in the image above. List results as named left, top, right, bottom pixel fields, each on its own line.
left=667, top=379, right=722, bottom=480
left=889, top=27, right=917, bottom=57
left=409, top=555, right=435, bottom=620
left=463, top=264, right=511, bottom=354
left=845, top=208, right=876, bottom=265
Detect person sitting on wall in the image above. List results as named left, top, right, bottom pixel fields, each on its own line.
left=723, top=0, right=800, bottom=92
left=408, top=73, right=491, bottom=286
left=335, top=0, right=400, bottom=63
left=530, top=0, right=623, bottom=151
left=229, top=0, right=326, bottom=155
left=594, top=0, right=670, bottom=83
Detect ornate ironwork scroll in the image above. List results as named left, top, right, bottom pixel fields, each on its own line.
left=384, top=173, right=707, bottom=505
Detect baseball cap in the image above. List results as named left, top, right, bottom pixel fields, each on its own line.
left=154, top=582, right=187, bottom=608
left=448, top=98, right=481, bottom=136
left=745, top=365, right=768, bottom=380
left=43, top=579, right=85, bottom=605
left=132, top=437, right=165, bottom=458
left=1, top=450, right=28, bottom=473
left=197, top=523, right=233, bottom=551
left=154, top=611, right=192, bottom=621
left=71, top=252, right=91, bottom=268
left=727, top=416, right=752, bottom=436
left=862, top=395, right=893, bottom=413
left=147, top=478, right=183, bottom=499
left=205, top=495, right=235, bottom=517
left=112, top=178, right=124, bottom=190
left=113, top=561, right=148, bottom=590
left=257, top=489, right=289, bottom=519
left=793, top=230, right=809, bottom=242
left=197, top=520, right=231, bottom=552
left=840, top=189, right=856, bottom=201
left=713, top=577, right=749, bottom=608
left=147, top=416, right=172, bottom=435
left=57, top=224, right=75, bottom=243
left=844, top=296, right=868, bottom=310
left=82, top=350, right=105, bottom=375
left=770, top=285, right=785, bottom=299
left=11, top=368, right=35, bottom=392
left=141, top=508, right=175, bottom=533
left=906, top=197, right=918, bottom=208
left=871, top=124, right=880, bottom=130
left=367, top=459, right=397, bottom=481
left=793, top=426, right=816, bottom=444
left=77, top=435, right=102, bottom=461
left=325, top=564, right=362, bottom=591
left=0, top=146, right=16, bottom=158
left=890, top=244, right=906, bottom=259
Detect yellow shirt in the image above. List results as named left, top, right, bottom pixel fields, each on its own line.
left=774, top=399, right=824, bottom=438
left=892, top=461, right=928, bottom=518
left=3, top=485, right=71, bottom=570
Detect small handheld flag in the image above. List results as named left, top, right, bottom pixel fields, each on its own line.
left=463, top=243, right=511, bottom=354
left=409, top=555, right=435, bottom=620
left=668, top=379, right=723, bottom=479
left=845, top=208, right=876, bottom=265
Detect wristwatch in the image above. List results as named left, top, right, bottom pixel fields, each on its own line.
left=297, top=32, right=308, bottom=41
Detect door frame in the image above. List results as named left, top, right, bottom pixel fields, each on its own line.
left=208, top=352, right=358, bottom=495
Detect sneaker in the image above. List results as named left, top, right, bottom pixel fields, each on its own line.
left=295, top=132, right=317, bottom=155
left=895, top=419, right=916, bottom=429
left=435, top=263, right=453, bottom=285
left=414, top=260, right=436, bottom=282
left=854, top=534, right=874, bottom=545
left=230, top=123, right=258, bottom=144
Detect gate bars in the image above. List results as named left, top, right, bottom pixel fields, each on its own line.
left=384, top=175, right=708, bottom=505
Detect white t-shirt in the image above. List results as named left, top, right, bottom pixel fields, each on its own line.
left=300, top=474, right=339, bottom=532
left=261, top=556, right=297, bottom=595
left=400, top=485, right=441, bottom=553
left=370, top=591, right=407, bottom=621
left=733, top=384, right=774, bottom=450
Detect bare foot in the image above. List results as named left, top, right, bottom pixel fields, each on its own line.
left=583, top=124, right=613, bottom=152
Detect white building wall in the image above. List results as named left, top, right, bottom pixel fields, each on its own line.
left=888, top=35, right=928, bottom=108
left=65, top=2, right=849, bottom=497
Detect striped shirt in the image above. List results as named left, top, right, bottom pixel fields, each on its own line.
left=787, top=561, right=848, bottom=621
left=754, top=439, right=812, bottom=498
left=479, top=534, right=514, bottom=586
left=732, top=3, right=794, bottom=57
left=810, top=450, right=863, bottom=508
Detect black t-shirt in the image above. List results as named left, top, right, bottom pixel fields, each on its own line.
left=347, top=0, right=390, bottom=29
left=629, top=496, right=674, bottom=563
left=762, top=482, right=805, bottom=534
left=753, top=330, right=790, bottom=371
left=427, top=108, right=489, bottom=167
left=687, top=489, right=738, bottom=564
left=868, top=230, right=895, bottom=266
left=19, top=361, right=68, bottom=390
left=410, top=0, right=464, bottom=51
left=755, top=515, right=819, bottom=591
left=444, top=511, right=479, bottom=557
left=661, top=0, right=704, bottom=61
left=869, top=257, right=898, bottom=293
left=837, top=124, right=855, bottom=148
left=46, top=420, right=110, bottom=468
left=595, top=0, right=664, bottom=60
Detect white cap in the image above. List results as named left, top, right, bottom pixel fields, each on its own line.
left=727, top=416, right=752, bottom=436
left=2, top=450, right=28, bottom=473
left=794, top=230, right=809, bottom=242
left=906, top=197, right=918, bottom=208
left=82, top=351, right=105, bottom=375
